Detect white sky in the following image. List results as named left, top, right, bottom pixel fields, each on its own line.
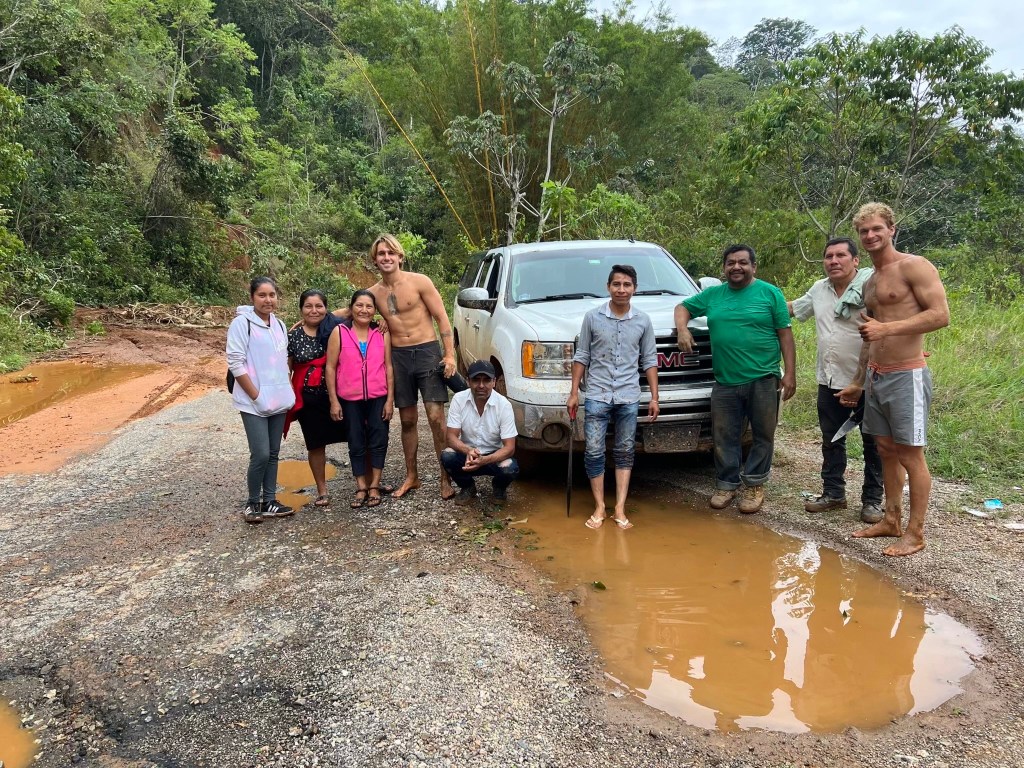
left=591, top=0, right=1023, bottom=74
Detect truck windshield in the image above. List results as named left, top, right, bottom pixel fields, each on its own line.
left=508, top=246, right=699, bottom=304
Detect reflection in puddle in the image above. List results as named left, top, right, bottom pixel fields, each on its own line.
left=276, top=460, right=337, bottom=510
left=515, top=486, right=981, bottom=733
left=0, top=361, right=159, bottom=427
left=0, top=701, right=36, bottom=768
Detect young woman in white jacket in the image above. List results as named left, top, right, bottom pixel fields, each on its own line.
left=226, top=277, right=297, bottom=523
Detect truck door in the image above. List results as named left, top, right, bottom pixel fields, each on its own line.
left=472, top=252, right=503, bottom=366
left=454, top=253, right=486, bottom=369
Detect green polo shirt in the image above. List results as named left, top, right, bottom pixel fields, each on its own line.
left=681, top=279, right=790, bottom=386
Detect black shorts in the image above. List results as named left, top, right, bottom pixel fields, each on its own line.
left=392, top=341, right=447, bottom=408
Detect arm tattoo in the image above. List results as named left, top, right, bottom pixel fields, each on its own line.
left=440, top=330, right=452, bottom=338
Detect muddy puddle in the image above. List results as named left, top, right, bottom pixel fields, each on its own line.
left=513, top=483, right=982, bottom=733
left=276, top=460, right=338, bottom=510
left=0, top=701, right=35, bottom=768
left=0, top=361, right=159, bottom=427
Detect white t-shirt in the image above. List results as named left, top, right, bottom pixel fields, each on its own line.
left=446, top=389, right=518, bottom=454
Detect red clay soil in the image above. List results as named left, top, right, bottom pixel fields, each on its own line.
left=0, top=325, right=226, bottom=475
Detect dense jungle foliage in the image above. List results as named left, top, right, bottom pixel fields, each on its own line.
left=1, top=0, right=1022, bottom=482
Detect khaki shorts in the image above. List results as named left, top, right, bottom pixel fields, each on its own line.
left=863, top=367, right=932, bottom=446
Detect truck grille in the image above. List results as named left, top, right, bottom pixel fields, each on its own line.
left=639, top=330, right=714, bottom=389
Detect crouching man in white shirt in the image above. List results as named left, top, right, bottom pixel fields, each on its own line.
left=442, top=360, right=519, bottom=506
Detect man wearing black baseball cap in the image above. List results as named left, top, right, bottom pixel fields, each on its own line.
left=442, top=360, right=520, bottom=505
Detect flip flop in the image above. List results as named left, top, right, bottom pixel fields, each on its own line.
left=613, top=517, right=634, bottom=530
left=585, top=514, right=605, bottom=530
left=314, top=494, right=331, bottom=507
left=350, top=490, right=368, bottom=509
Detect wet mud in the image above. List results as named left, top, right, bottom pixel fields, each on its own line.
left=0, top=361, right=159, bottom=427
left=0, top=700, right=36, bottom=768
left=514, top=485, right=980, bottom=733
left=0, top=326, right=224, bottom=474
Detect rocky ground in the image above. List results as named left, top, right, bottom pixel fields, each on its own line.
left=2, top=327, right=1024, bottom=768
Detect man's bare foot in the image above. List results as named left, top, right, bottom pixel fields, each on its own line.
left=851, top=519, right=902, bottom=539
left=882, top=534, right=925, bottom=557
left=440, top=481, right=456, bottom=501
left=392, top=478, right=421, bottom=498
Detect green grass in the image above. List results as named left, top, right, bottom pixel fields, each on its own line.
left=781, top=290, right=1024, bottom=494
left=0, top=306, right=65, bottom=373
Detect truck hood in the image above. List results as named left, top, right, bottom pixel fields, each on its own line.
left=511, top=295, right=708, bottom=341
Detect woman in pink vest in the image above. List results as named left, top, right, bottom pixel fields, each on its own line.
left=326, top=290, right=395, bottom=508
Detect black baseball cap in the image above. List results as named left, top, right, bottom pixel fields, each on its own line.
left=467, top=360, right=496, bottom=380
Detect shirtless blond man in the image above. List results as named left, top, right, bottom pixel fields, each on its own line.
left=339, top=235, right=457, bottom=499
left=837, top=203, right=949, bottom=556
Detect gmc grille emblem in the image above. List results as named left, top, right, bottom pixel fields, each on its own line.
left=658, top=351, right=697, bottom=368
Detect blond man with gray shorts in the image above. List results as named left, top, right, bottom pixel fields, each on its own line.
left=837, top=203, right=949, bottom=558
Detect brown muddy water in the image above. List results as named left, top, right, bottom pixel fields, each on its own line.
left=276, top=459, right=338, bottom=510
left=0, top=361, right=159, bottom=427
left=0, top=701, right=36, bottom=768
left=513, top=483, right=981, bottom=733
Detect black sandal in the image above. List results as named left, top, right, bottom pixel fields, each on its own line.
left=350, top=489, right=368, bottom=509
left=366, top=487, right=383, bottom=507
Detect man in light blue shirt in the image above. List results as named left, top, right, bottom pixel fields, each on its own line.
left=566, top=265, right=659, bottom=530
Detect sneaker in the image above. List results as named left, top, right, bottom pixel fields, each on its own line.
left=709, top=489, right=737, bottom=509
left=737, top=486, right=765, bottom=514
left=262, top=499, right=294, bottom=518
left=860, top=502, right=884, bottom=524
left=804, top=494, right=847, bottom=513
left=454, top=486, right=478, bottom=506
left=242, top=504, right=264, bottom=524
left=492, top=486, right=508, bottom=504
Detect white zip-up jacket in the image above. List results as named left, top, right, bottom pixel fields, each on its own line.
left=225, top=306, right=296, bottom=416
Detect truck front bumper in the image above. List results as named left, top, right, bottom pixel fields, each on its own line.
left=508, top=389, right=713, bottom=454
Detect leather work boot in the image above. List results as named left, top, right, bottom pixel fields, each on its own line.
left=804, top=494, right=847, bottom=514
left=737, top=485, right=764, bottom=514
left=860, top=502, right=884, bottom=523
left=709, top=489, right=737, bottom=509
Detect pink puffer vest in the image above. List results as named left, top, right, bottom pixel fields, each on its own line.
left=336, top=325, right=387, bottom=401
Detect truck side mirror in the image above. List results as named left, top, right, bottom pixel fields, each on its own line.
left=698, top=276, right=722, bottom=290
left=457, top=287, right=497, bottom=313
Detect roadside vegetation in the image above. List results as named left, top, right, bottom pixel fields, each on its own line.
left=1, top=1, right=1022, bottom=487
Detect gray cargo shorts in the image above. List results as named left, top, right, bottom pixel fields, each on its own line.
left=863, top=366, right=932, bottom=447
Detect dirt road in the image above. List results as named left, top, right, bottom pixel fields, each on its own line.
left=2, top=327, right=1023, bottom=767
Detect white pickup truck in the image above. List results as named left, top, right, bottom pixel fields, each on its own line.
left=451, top=240, right=718, bottom=454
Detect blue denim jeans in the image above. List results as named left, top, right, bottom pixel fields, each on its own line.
left=711, top=376, right=779, bottom=490
left=583, top=399, right=639, bottom=479
left=441, top=448, right=520, bottom=491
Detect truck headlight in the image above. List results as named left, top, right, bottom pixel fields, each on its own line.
left=522, top=342, right=574, bottom=378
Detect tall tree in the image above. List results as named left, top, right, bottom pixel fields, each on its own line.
left=725, top=28, right=1024, bottom=241
left=458, top=32, right=622, bottom=241
left=736, top=17, right=815, bottom=91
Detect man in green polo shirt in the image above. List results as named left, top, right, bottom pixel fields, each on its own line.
left=674, top=244, right=796, bottom=513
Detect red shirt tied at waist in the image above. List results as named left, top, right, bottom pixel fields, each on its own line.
left=284, top=355, right=326, bottom=438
